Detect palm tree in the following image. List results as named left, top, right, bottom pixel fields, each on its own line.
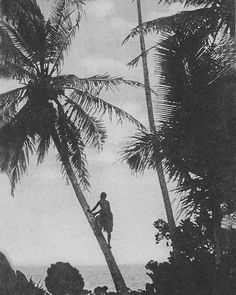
left=0, top=1, right=146, bottom=293
left=122, top=22, right=236, bottom=271
left=135, top=0, right=177, bottom=251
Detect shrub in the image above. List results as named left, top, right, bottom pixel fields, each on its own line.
left=45, top=262, right=84, bottom=295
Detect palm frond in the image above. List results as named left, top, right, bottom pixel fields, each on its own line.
left=64, top=96, right=107, bottom=149
left=0, top=87, right=27, bottom=126
left=50, top=0, right=74, bottom=30
left=36, top=135, right=51, bottom=165
left=152, top=30, right=236, bottom=215
left=0, top=123, right=35, bottom=196
left=0, top=23, right=33, bottom=78
left=123, top=7, right=218, bottom=44
left=53, top=105, right=90, bottom=190
left=153, top=29, right=234, bottom=123
left=49, top=0, right=80, bottom=74
left=121, top=130, right=161, bottom=173
left=0, top=21, right=40, bottom=73
left=1, top=0, right=43, bottom=24
left=157, top=0, right=214, bottom=6
left=127, top=45, right=156, bottom=68
left=0, top=61, right=36, bottom=81
left=61, top=86, right=146, bottom=130
left=8, top=137, right=35, bottom=196
left=52, top=74, right=154, bottom=96
left=0, top=87, right=27, bottom=108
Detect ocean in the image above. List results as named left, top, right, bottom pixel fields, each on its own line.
left=16, top=264, right=152, bottom=292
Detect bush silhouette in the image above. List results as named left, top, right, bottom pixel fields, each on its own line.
left=45, top=262, right=84, bottom=295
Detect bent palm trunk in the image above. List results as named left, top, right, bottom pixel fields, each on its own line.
left=136, top=0, right=176, bottom=245
left=52, top=132, right=128, bottom=295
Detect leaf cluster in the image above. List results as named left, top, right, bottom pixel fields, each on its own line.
left=0, top=0, right=145, bottom=195
left=122, top=3, right=236, bottom=217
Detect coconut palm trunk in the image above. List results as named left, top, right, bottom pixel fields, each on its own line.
left=52, top=131, right=129, bottom=295
left=229, top=0, right=236, bottom=39
left=215, top=0, right=236, bottom=270
left=136, top=0, right=176, bottom=245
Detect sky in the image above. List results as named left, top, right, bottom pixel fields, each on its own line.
left=0, top=0, right=184, bottom=268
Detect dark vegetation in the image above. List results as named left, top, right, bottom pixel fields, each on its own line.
left=145, top=218, right=236, bottom=295
left=0, top=253, right=146, bottom=295
left=122, top=1, right=236, bottom=294
left=1, top=0, right=236, bottom=294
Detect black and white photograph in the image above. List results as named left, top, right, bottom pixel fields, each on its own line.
left=0, top=0, right=236, bottom=294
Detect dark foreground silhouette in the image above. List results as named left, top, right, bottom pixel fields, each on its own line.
left=1, top=248, right=236, bottom=295
left=0, top=252, right=144, bottom=295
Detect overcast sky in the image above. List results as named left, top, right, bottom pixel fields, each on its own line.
left=0, top=0, right=183, bottom=267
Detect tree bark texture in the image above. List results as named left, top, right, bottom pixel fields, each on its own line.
left=52, top=132, right=129, bottom=295
left=229, top=0, right=236, bottom=40
left=136, top=0, right=176, bottom=239
left=213, top=201, right=222, bottom=268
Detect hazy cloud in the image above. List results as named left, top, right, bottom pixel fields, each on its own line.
left=145, top=3, right=184, bottom=21
left=86, top=0, right=115, bottom=18
left=80, top=56, right=141, bottom=80
left=109, top=16, right=135, bottom=31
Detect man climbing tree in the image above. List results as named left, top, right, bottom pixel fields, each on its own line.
left=89, top=192, right=113, bottom=248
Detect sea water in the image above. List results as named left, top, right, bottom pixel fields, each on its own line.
left=16, top=264, right=152, bottom=292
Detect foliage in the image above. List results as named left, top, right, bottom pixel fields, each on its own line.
left=153, top=219, right=171, bottom=245
left=94, top=286, right=108, bottom=295
left=156, top=34, right=236, bottom=212
left=145, top=218, right=236, bottom=295
left=124, top=0, right=235, bottom=45
left=0, top=0, right=145, bottom=195
left=18, top=278, right=49, bottom=295
left=45, top=262, right=84, bottom=295
left=154, top=218, right=214, bottom=258
left=123, top=25, right=236, bottom=212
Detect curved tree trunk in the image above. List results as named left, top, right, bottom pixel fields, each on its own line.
left=52, top=132, right=128, bottom=295
left=136, top=0, right=177, bottom=248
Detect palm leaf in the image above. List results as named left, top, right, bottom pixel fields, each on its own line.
left=8, top=137, right=35, bottom=196
left=123, top=7, right=219, bottom=44
left=0, top=61, right=36, bottom=81
left=36, top=135, right=51, bottom=165
left=153, top=33, right=236, bottom=214
left=157, top=0, right=214, bottom=6
left=127, top=45, right=156, bottom=69
left=53, top=105, right=90, bottom=190
left=50, top=0, right=74, bottom=30
left=49, top=0, right=80, bottom=74
left=1, top=0, right=43, bottom=24
left=52, top=74, right=153, bottom=96
left=0, top=122, right=35, bottom=196
left=0, top=87, right=27, bottom=126
left=121, top=130, right=161, bottom=173
left=0, top=87, right=27, bottom=107
left=153, top=29, right=234, bottom=123
left=64, top=95, right=107, bottom=149
left=0, top=21, right=40, bottom=73
left=61, top=86, right=146, bottom=130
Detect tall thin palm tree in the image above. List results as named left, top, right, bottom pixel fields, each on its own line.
left=0, top=1, right=146, bottom=293
left=135, top=0, right=177, bottom=250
